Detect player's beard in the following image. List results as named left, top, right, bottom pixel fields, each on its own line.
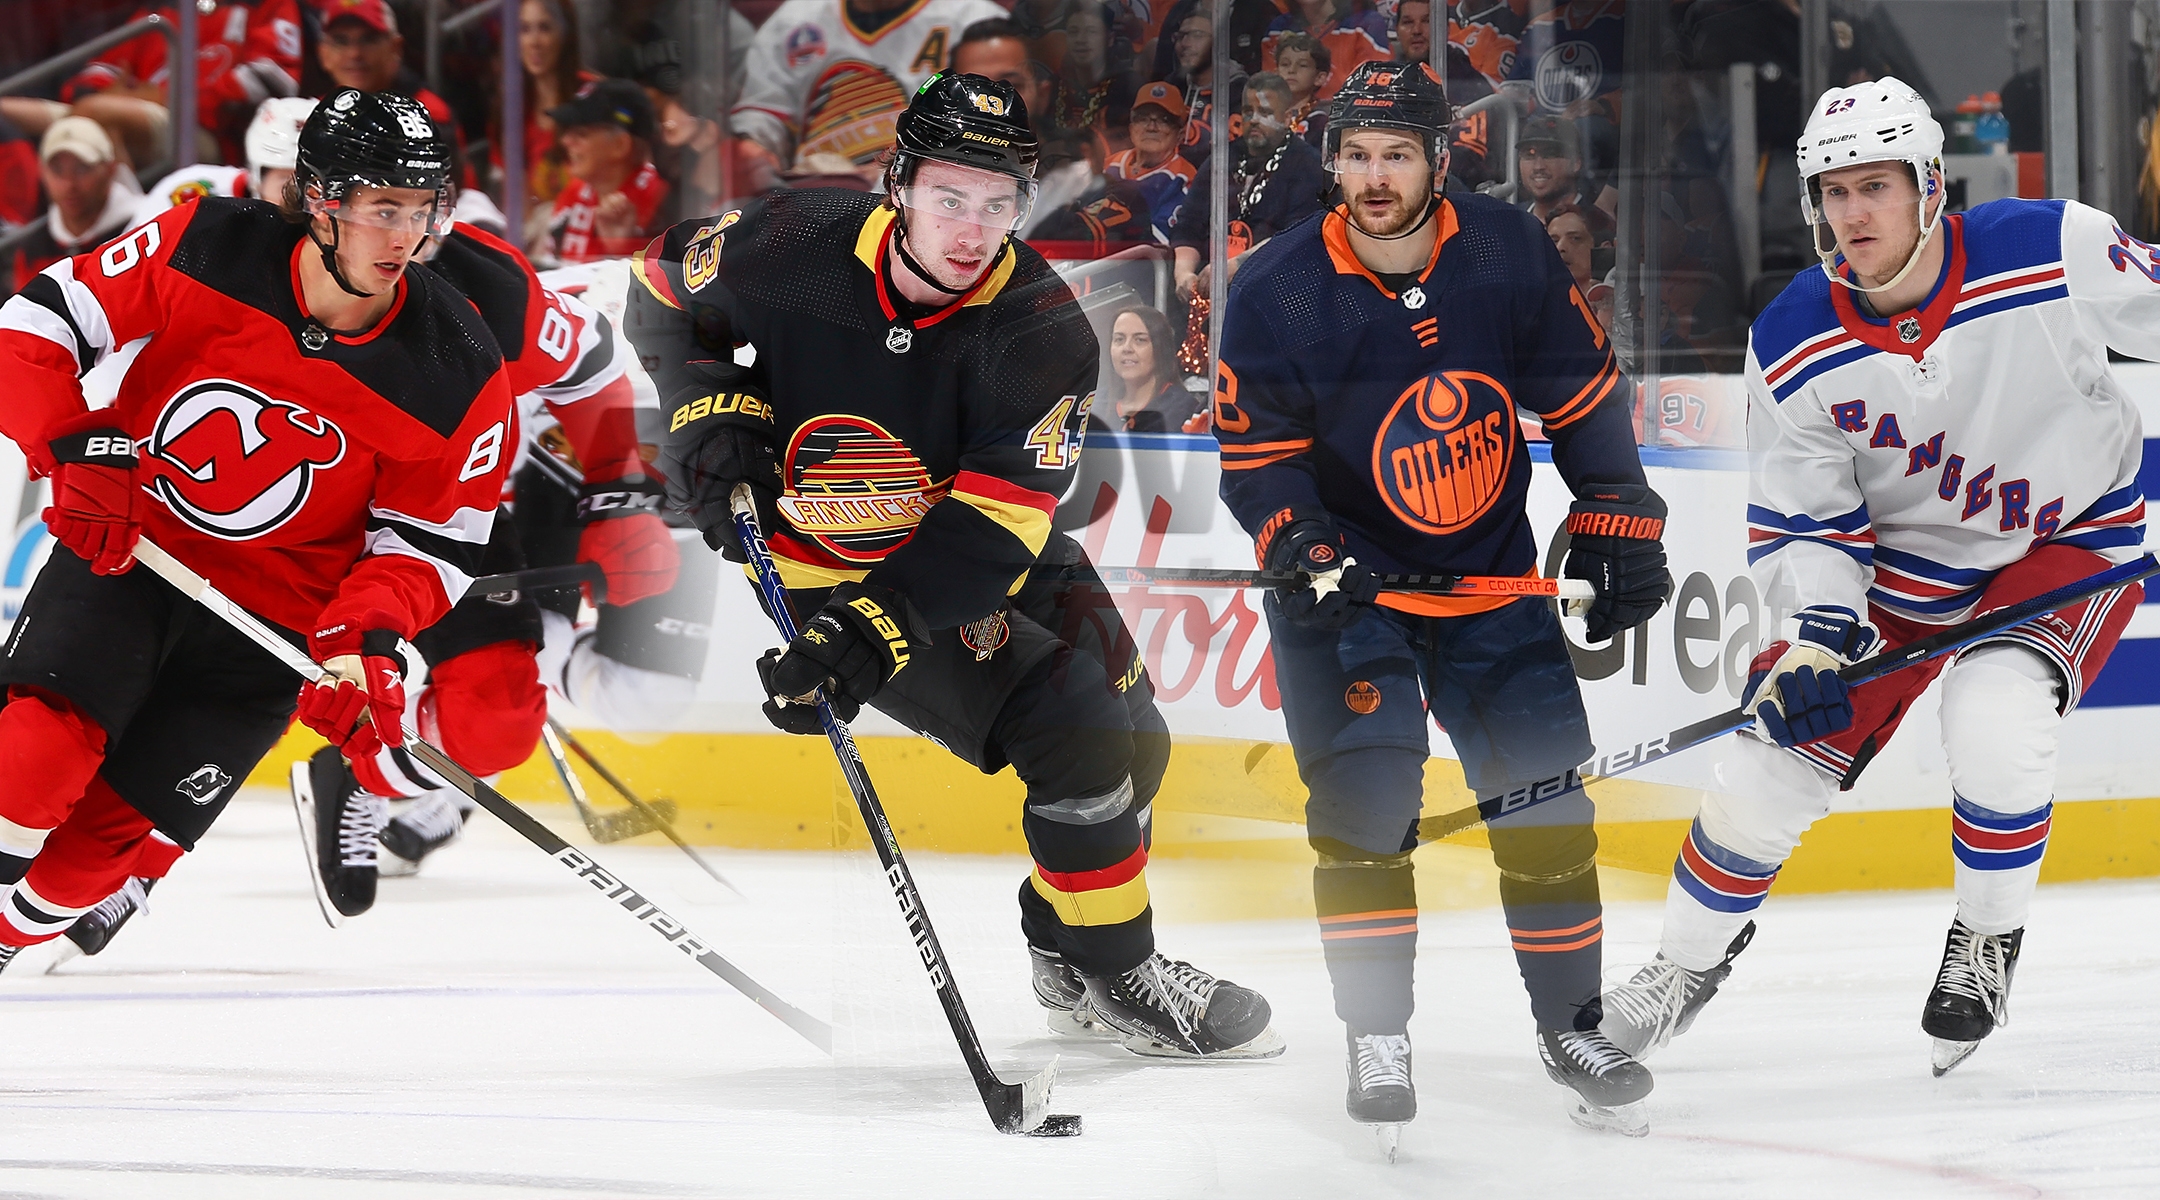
left=1345, top=179, right=1429, bottom=238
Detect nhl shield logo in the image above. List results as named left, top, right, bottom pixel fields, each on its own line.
left=1401, top=286, right=1427, bottom=311
left=176, top=763, right=231, bottom=804
left=1897, top=315, right=1922, bottom=343
left=886, top=326, right=914, bottom=354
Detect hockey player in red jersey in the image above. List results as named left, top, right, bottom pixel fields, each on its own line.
left=0, top=88, right=512, bottom=968
left=627, top=72, right=1281, bottom=1060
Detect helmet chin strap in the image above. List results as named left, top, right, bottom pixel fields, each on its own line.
left=890, top=211, right=978, bottom=298
left=1818, top=175, right=1943, bottom=297
left=310, top=215, right=377, bottom=301
left=1354, top=190, right=1438, bottom=242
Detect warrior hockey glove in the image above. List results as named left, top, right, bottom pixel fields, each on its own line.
left=658, top=370, right=782, bottom=562
left=764, top=582, right=925, bottom=711
left=756, top=647, right=859, bottom=733
left=1742, top=608, right=1880, bottom=747
left=300, top=618, right=410, bottom=762
left=42, top=412, right=142, bottom=576
left=1562, top=484, right=1672, bottom=643
left=1260, top=511, right=1379, bottom=630
left=575, top=476, right=680, bottom=606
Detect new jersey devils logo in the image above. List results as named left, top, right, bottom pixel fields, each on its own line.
left=1372, top=370, right=1517, bottom=536
left=142, top=381, right=347, bottom=540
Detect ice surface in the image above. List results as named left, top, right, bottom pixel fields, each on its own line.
left=0, top=791, right=2154, bottom=1199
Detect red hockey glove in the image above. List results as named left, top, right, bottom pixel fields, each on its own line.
left=576, top=476, right=680, bottom=606
left=299, top=619, right=408, bottom=760
left=42, top=413, right=142, bottom=576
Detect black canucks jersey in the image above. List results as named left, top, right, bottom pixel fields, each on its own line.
left=625, top=188, right=1098, bottom=629
left=1213, top=193, right=1646, bottom=614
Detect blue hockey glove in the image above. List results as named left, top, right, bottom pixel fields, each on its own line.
left=1259, top=510, right=1378, bottom=630
left=1742, top=608, right=1881, bottom=747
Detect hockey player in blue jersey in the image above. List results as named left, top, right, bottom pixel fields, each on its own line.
left=1212, top=60, right=1672, bottom=1139
left=1601, top=79, right=2150, bottom=1079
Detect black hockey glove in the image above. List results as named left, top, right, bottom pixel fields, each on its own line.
left=1260, top=510, right=1379, bottom=630
left=657, top=368, right=782, bottom=561
left=1562, top=483, right=1672, bottom=644
left=764, top=582, right=927, bottom=713
left=756, top=648, right=859, bottom=733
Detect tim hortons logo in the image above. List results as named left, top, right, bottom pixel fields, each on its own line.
left=142, top=380, right=347, bottom=540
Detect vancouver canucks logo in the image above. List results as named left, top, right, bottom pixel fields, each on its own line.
left=1371, top=370, right=1516, bottom=536
left=777, top=416, right=947, bottom=563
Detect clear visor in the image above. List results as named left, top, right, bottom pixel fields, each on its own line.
left=1802, top=162, right=1929, bottom=255
left=1324, top=138, right=1430, bottom=179
left=311, top=188, right=451, bottom=239
left=892, top=181, right=1036, bottom=234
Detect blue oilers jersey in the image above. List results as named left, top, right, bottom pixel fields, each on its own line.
left=1212, top=192, right=1647, bottom=614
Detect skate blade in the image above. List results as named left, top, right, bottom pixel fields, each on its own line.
left=1367, top=1122, right=1405, bottom=1164
left=38, top=938, right=85, bottom=975
left=289, top=763, right=344, bottom=930
left=1119, top=1024, right=1287, bottom=1060
left=1566, top=1098, right=1649, bottom=1138
left=1045, top=1007, right=1120, bottom=1040
left=377, top=851, right=421, bottom=879
left=1930, top=1037, right=1981, bottom=1077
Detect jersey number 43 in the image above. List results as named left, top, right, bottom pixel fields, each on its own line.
left=1027, top=393, right=1093, bottom=470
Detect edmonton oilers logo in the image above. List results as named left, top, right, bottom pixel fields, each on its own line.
left=1371, top=370, right=1516, bottom=535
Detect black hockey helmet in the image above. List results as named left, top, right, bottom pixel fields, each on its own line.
left=294, top=88, right=453, bottom=218
left=1324, top=60, right=1453, bottom=171
left=888, top=71, right=1040, bottom=189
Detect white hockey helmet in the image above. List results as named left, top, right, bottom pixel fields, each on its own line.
left=245, top=97, right=320, bottom=199
left=1796, top=77, right=1945, bottom=294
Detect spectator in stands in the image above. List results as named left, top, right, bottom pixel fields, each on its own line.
left=1261, top=0, right=1386, bottom=102
left=1544, top=201, right=1611, bottom=294
left=951, top=18, right=1055, bottom=139
left=0, top=117, right=41, bottom=232
left=1023, top=127, right=1154, bottom=252
left=1514, top=114, right=1615, bottom=222
left=1055, top=3, right=1134, bottom=144
left=493, top=0, right=602, bottom=227
left=545, top=78, right=668, bottom=265
left=313, top=0, right=464, bottom=168
left=1443, top=0, right=1529, bottom=90
left=1148, top=0, right=1274, bottom=83
left=1393, top=0, right=1432, bottom=63
left=1105, top=81, right=1195, bottom=240
left=1168, top=7, right=1243, bottom=172
left=1272, top=32, right=1329, bottom=148
left=31, top=0, right=300, bottom=172
left=733, top=0, right=1003, bottom=180
left=1169, top=71, right=1325, bottom=301
left=632, top=30, right=726, bottom=220
left=14, top=117, right=142, bottom=288
left=1093, top=304, right=1201, bottom=432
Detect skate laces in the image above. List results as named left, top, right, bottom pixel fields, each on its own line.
left=1354, top=1034, right=1412, bottom=1091
left=1603, top=957, right=1693, bottom=1043
left=1123, top=955, right=1218, bottom=1035
left=84, top=877, right=149, bottom=928
left=395, top=790, right=465, bottom=843
left=341, top=793, right=388, bottom=868
left=1936, top=923, right=2011, bottom=1021
left=1553, top=1029, right=1631, bottom=1077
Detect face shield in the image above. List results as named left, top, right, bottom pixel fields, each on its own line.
left=1800, top=157, right=1941, bottom=289
left=311, top=184, right=453, bottom=241
left=891, top=177, right=1037, bottom=235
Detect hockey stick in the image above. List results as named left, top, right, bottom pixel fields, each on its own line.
left=129, top=537, right=833, bottom=1055
left=728, top=485, right=1082, bottom=1138
left=547, top=717, right=745, bottom=897
left=537, top=718, right=673, bottom=843
left=466, top=563, right=606, bottom=603
left=1414, top=552, right=2160, bottom=843
left=1071, top=565, right=1596, bottom=601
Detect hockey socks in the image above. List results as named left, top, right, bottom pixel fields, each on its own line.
left=1313, top=846, right=1417, bottom=1036
left=1489, top=817, right=1605, bottom=1031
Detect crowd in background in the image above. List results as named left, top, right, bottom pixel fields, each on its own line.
left=0, top=1, right=2097, bottom=449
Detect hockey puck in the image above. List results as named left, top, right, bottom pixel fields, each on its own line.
left=1027, top=1113, right=1084, bottom=1137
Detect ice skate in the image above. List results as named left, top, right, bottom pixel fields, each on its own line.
left=1030, top=946, right=1117, bottom=1038
left=292, top=746, right=387, bottom=925
left=64, top=876, right=155, bottom=958
left=1600, top=921, right=1755, bottom=1060
left=1923, top=921, right=2021, bottom=1077
left=1080, top=952, right=1285, bottom=1059
left=1539, top=1027, right=1653, bottom=1136
left=378, top=788, right=470, bottom=877
left=1346, top=1031, right=1414, bottom=1162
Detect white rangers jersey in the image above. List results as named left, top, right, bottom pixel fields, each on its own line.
left=1747, top=198, right=2151, bottom=627
left=730, top=0, right=1004, bottom=168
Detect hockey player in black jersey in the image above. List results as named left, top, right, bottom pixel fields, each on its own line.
left=1212, top=62, right=1671, bottom=1137
left=625, top=72, right=1280, bottom=1060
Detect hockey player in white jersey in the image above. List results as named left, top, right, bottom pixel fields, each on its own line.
left=124, top=97, right=317, bottom=231
left=1601, top=79, right=2149, bottom=1077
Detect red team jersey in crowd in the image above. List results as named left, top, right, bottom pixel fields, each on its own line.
left=550, top=163, right=671, bottom=266
left=0, top=198, right=514, bottom=639
left=66, top=1, right=302, bottom=157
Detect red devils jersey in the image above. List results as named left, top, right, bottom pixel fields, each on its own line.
left=66, top=1, right=301, bottom=161
left=626, top=189, right=1098, bottom=629
left=422, top=225, right=641, bottom=486
left=0, top=198, right=515, bottom=638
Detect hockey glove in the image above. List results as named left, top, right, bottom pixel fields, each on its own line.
left=1259, top=510, right=1379, bottom=630
left=1562, top=484, right=1672, bottom=643
left=764, top=582, right=925, bottom=711
left=1741, top=608, right=1880, bottom=747
left=42, top=412, right=142, bottom=576
left=576, top=476, right=681, bottom=606
left=300, top=617, right=410, bottom=761
left=756, top=647, right=859, bottom=733
left=658, top=370, right=782, bottom=561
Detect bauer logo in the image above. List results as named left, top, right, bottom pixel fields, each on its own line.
left=142, top=381, right=347, bottom=540
left=1371, top=370, right=1515, bottom=536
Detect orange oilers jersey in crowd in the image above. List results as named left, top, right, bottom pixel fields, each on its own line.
left=1212, top=192, right=1648, bottom=616
left=0, top=198, right=515, bottom=639
left=625, top=188, right=1099, bottom=629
